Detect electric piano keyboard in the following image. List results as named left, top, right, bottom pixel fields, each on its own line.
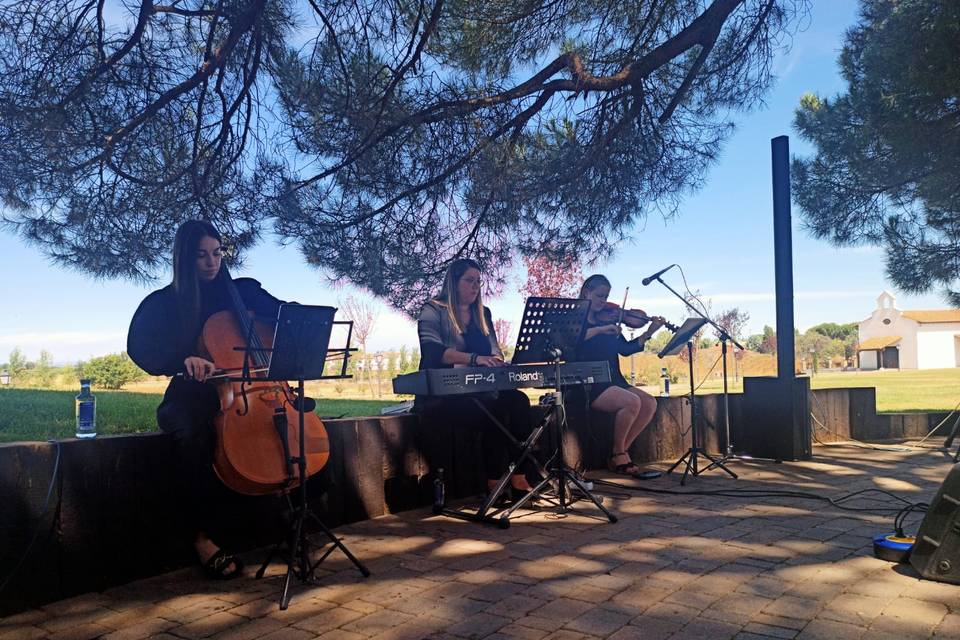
left=392, top=361, right=611, bottom=396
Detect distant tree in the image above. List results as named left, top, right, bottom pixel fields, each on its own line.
left=7, top=347, right=27, bottom=380
left=35, top=350, right=54, bottom=387
left=397, top=345, right=410, bottom=374
left=0, top=0, right=810, bottom=314
left=644, top=331, right=672, bottom=354
left=714, top=307, right=750, bottom=342
left=521, top=255, right=583, bottom=299
left=796, top=331, right=831, bottom=373
left=808, top=322, right=857, bottom=341
left=347, top=352, right=361, bottom=380
left=80, top=352, right=146, bottom=390
left=493, top=318, right=514, bottom=356
left=759, top=325, right=777, bottom=355
left=682, top=291, right=712, bottom=361
left=341, top=295, right=379, bottom=394
left=386, top=352, right=398, bottom=378
left=745, top=334, right=764, bottom=352
left=410, top=348, right=421, bottom=372
left=793, top=0, right=960, bottom=304
left=842, top=333, right=859, bottom=363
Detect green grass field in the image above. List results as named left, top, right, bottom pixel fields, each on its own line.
left=1, top=368, right=958, bottom=442
left=695, top=367, right=960, bottom=413
left=0, top=388, right=395, bottom=443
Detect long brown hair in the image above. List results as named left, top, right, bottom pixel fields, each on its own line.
left=172, top=220, right=223, bottom=335
left=436, top=258, right=489, bottom=335
left=579, top=274, right=611, bottom=299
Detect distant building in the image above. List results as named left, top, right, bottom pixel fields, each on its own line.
left=858, top=291, right=960, bottom=370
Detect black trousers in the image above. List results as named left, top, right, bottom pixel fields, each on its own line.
left=157, top=376, right=226, bottom=536
left=420, top=389, right=533, bottom=480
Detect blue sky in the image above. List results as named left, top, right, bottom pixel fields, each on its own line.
left=0, top=1, right=947, bottom=364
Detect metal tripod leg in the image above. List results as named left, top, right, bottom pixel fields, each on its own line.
left=667, top=340, right=739, bottom=485
left=943, top=413, right=960, bottom=462
left=667, top=446, right=697, bottom=486
left=257, top=500, right=370, bottom=609
left=501, top=400, right=617, bottom=524
left=306, top=512, right=370, bottom=578
left=438, top=400, right=553, bottom=527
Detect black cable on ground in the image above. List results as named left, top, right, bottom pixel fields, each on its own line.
left=894, top=502, right=928, bottom=537
left=591, top=477, right=919, bottom=513
left=0, top=440, right=62, bottom=595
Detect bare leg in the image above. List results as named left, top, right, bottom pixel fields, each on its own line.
left=622, top=387, right=658, bottom=452
left=591, top=387, right=644, bottom=468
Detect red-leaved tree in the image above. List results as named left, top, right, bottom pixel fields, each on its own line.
left=521, top=255, right=583, bottom=299
left=493, top=318, right=513, bottom=357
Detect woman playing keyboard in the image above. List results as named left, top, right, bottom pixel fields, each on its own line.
left=416, top=258, right=535, bottom=498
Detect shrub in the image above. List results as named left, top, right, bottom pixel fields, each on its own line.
left=78, top=352, right=147, bottom=390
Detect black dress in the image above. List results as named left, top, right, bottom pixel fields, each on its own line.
left=575, top=319, right=645, bottom=402
left=415, top=302, right=531, bottom=481
left=127, top=276, right=285, bottom=534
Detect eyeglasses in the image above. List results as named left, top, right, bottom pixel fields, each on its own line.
left=461, top=277, right=483, bottom=287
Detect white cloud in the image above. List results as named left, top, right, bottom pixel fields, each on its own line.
left=628, top=290, right=877, bottom=308
left=0, top=331, right=127, bottom=363
left=0, top=330, right=126, bottom=346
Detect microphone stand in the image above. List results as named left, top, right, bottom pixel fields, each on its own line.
left=647, top=275, right=744, bottom=471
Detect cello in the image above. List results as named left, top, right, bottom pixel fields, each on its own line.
left=199, top=266, right=330, bottom=496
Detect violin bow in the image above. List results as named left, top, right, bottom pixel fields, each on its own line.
left=617, top=287, right=629, bottom=327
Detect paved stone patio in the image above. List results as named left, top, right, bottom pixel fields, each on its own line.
left=2, top=443, right=959, bottom=640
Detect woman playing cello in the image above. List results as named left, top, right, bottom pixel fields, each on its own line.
left=127, top=220, right=288, bottom=579
left=577, top=274, right=667, bottom=477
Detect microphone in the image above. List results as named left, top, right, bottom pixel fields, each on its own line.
left=641, top=264, right=676, bottom=286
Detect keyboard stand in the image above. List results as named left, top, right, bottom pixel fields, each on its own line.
left=437, top=379, right=617, bottom=528
left=501, top=381, right=617, bottom=526
left=436, top=397, right=551, bottom=528
left=428, top=297, right=617, bottom=528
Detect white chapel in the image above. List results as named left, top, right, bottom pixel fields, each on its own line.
left=858, top=291, right=960, bottom=370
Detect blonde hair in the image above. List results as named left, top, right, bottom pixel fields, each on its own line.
left=436, top=258, right=489, bottom=335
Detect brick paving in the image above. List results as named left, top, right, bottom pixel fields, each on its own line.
left=2, top=443, right=958, bottom=640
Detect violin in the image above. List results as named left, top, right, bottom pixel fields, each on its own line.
left=201, top=266, right=330, bottom=496
left=595, top=302, right=679, bottom=333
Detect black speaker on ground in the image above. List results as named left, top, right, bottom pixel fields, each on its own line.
left=910, top=463, right=960, bottom=584
left=740, top=376, right=812, bottom=461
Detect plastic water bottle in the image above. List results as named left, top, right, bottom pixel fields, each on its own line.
left=433, top=468, right=446, bottom=514
left=75, top=379, right=97, bottom=438
left=660, top=368, right=670, bottom=397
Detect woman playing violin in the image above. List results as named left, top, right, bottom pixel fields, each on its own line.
left=127, top=220, right=287, bottom=579
left=416, top=259, right=535, bottom=497
left=577, top=274, right=668, bottom=477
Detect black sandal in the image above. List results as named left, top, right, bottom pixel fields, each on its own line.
left=202, top=549, right=244, bottom=580
left=608, top=452, right=644, bottom=478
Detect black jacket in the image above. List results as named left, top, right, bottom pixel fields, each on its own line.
left=127, top=277, right=285, bottom=376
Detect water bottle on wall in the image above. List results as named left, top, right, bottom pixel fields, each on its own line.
left=433, top=468, right=446, bottom=514
left=659, top=368, right=670, bottom=397
left=75, top=379, right=97, bottom=438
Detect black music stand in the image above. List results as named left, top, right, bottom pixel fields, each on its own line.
left=252, top=304, right=369, bottom=609
left=660, top=318, right=737, bottom=485
left=501, top=298, right=617, bottom=524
